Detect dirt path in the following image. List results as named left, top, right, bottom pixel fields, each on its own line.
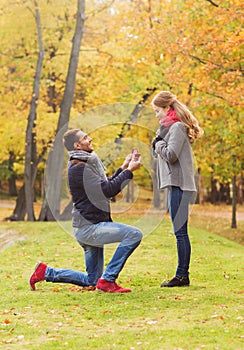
left=0, top=229, right=26, bottom=251
left=0, top=201, right=243, bottom=251
left=191, top=204, right=244, bottom=221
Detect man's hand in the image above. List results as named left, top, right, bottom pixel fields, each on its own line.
left=127, top=156, right=141, bottom=172
left=121, top=154, right=133, bottom=170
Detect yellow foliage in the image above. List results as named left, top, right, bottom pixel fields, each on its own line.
left=0, top=0, right=243, bottom=183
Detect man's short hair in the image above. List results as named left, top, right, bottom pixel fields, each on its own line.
left=63, top=129, right=81, bottom=151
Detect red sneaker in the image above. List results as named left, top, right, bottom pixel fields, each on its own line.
left=29, top=262, right=47, bottom=291
left=96, top=278, right=131, bottom=293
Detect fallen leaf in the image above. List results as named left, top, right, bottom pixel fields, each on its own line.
left=84, top=286, right=96, bottom=291
left=2, top=309, right=15, bottom=315
left=68, top=285, right=95, bottom=292
left=103, top=310, right=112, bottom=314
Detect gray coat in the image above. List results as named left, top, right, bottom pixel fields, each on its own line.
left=155, top=122, right=196, bottom=192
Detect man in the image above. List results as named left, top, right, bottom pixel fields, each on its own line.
left=30, top=129, right=142, bottom=293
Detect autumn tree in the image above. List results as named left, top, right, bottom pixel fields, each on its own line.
left=0, top=0, right=243, bottom=227
left=24, top=0, right=45, bottom=221
left=101, top=0, right=243, bottom=224
left=39, top=0, right=86, bottom=221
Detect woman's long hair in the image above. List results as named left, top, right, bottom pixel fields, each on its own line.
left=152, top=91, right=204, bottom=143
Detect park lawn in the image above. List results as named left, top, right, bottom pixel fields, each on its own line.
left=0, top=219, right=243, bottom=350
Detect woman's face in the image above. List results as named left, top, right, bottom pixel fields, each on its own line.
left=152, top=104, right=170, bottom=122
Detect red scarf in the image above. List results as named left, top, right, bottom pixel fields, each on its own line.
left=160, top=109, right=180, bottom=127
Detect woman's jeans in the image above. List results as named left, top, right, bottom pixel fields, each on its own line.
left=168, top=186, right=193, bottom=278
left=45, top=222, right=142, bottom=287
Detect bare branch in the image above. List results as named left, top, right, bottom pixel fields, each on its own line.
left=147, top=0, right=153, bottom=29
left=206, top=0, right=219, bottom=7
left=181, top=80, right=229, bottom=102
left=26, top=5, right=35, bottom=17
left=80, top=47, right=113, bottom=60
left=189, top=55, right=243, bottom=76
left=193, top=85, right=226, bottom=101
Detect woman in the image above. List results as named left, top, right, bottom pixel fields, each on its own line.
left=152, top=91, right=203, bottom=287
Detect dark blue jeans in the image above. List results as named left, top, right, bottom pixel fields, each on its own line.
left=168, top=186, right=193, bottom=278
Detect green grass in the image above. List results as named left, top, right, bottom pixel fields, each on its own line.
left=0, top=219, right=243, bottom=349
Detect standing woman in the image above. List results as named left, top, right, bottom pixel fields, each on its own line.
left=152, top=91, right=203, bottom=287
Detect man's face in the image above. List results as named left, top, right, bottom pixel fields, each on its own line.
left=74, top=131, right=94, bottom=153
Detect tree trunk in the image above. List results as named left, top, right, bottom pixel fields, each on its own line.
left=8, top=185, right=26, bottom=221
left=60, top=200, right=73, bottom=221
left=126, top=180, right=134, bottom=203
left=231, top=175, right=237, bottom=229
left=24, top=0, right=44, bottom=221
left=236, top=176, right=243, bottom=204
left=210, top=176, right=219, bottom=204
left=39, top=0, right=86, bottom=221
left=114, top=88, right=157, bottom=203
left=47, top=72, right=57, bottom=113
left=197, top=173, right=205, bottom=204
left=8, top=151, right=17, bottom=196
left=115, top=88, right=157, bottom=145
